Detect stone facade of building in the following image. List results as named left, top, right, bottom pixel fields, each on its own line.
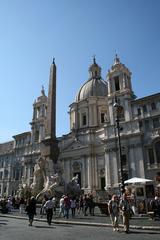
left=0, top=55, right=160, bottom=197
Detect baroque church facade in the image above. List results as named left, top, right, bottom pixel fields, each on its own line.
left=0, top=55, right=160, bottom=197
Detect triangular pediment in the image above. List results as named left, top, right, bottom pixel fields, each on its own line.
left=63, top=139, right=86, bottom=151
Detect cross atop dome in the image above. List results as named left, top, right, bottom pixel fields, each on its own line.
left=114, top=53, right=120, bottom=65
left=93, top=55, right=96, bottom=64
left=41, top=85, right=45, bottom=96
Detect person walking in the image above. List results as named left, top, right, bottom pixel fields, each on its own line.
left=108, top=194, right=120, bottom=231
left=70, top=197, right=76, bottom=218
left=59, top=195, right=65, bottom=217
left=150, top=196, right=160, bottom=219
left=88, top=193, right=95, bottom=216
left=119, top=193, right=132, bottom=233
left=83, top=194, right=89, bottom=216
left=78, top=195, right=84, bottom=214
left=40, top=197, right=47, bottom=218
left=19, top=197, right=25, bottom=214
left=63, top=194, right=71, bottom=219
left=44, top=197, right=54, bottom=225
left=25, top=196, right=37, bottom=226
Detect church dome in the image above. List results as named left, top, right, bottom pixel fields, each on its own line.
left=76, top=58, right=108, bottom=102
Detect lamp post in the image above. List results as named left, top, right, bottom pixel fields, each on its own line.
left=113, top=98, right=125, bottom=194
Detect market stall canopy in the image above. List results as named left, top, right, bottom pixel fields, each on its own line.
left=124, top=177, right=153, bottom=184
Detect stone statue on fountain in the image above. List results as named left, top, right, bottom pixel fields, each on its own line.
left=65, top=174, right=81, bottom=196
left=30, top=157, right=46, bottom=196
left=30, top=156, right=81, bottom=200
left=30, top=156, right=64, bottom=200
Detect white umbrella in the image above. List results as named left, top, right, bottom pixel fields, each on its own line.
left=124, top=177, right=153, bottom=184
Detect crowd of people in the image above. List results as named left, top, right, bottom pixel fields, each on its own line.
left=0, top=192, right=96, bottom=226
left=0, top=195, right=24, bottom=213
left=40, top=192, right=96, bottom=220
left=1, top=192, right=160, bottom=232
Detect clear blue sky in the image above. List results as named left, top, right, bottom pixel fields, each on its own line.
left=0, top=0, right=160, bottom=143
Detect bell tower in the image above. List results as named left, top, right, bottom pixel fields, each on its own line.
left=107, top=55, right=135, bottom=123
left=107, top=54, right=133, bottom=96
left=30, top=86, right=47, bottom=144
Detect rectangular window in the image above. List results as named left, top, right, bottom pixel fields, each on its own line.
left=151, top=102, right=156, bottom=110
left=114, top=76, right=120, bottom=91
left=148, top=148, right=155, bottom=164
left=82, top=113, right=86, bottom=126
left=100, top=177, right=105, bottom=190
left=155, top=142, right=160, bottom=163
left=153, top=118, right=160, bottom=129
left=139, top=120, right=143, bottom=130
left=101, top=113, right=105, bottom=123
left=137, top=108, right=141, bottom=116
left=121, top=155, right=127, bottom=167
left=0, top=160, right=3, bottom=168
left=15, top=169, right=19, bottom=180
left=145, top=119, right=150, bottom=130
left=142, top=105, right=147, bottom=113
left=4, top=170, right=8, bottom=179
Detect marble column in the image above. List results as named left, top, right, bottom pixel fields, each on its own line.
left=104, top=149, right=111, bottom=189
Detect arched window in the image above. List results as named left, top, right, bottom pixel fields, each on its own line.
left=81, top=113, right=87, bottom=126
left=148, top=148, right=154, bottom=164
left=35, top=130, right=39, bottom=142
left=148, top=139, right=160, bottom=165
left=114, top=76, right=120, bottom=91
left=155, top=141, right=160, bottom=163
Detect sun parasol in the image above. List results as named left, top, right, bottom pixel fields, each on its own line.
left=124, top=177, right=153, bottom=184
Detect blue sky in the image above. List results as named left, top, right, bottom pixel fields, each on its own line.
left=0, top=0, right=160, bottom=143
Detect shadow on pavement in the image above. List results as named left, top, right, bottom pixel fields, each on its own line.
left=76, top=217, right=95, bottom=220
left=34, top=225, right=56, bottom=229
left=127, top=230, right=160, bottom=235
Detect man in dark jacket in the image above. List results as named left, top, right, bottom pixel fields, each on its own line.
left=25, top=196, right=37, bottom=226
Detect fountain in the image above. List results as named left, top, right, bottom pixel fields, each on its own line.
left=29, top=157, right=81, bottom=201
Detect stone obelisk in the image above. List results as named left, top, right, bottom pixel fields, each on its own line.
left=41, top=58, right=59, bottom=163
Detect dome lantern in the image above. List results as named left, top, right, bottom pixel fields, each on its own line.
left=89, top=56, right=101, bottom=79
